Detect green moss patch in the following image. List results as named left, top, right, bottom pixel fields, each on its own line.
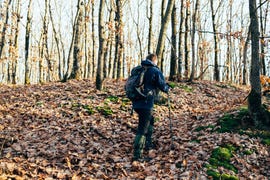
left=207, top=169, right=238, bottom=180
left=97, top=105, right=113, bottom=116
left=179, top=84, right=193, bottom=92
left=105, top=95, right=119, bottom=103
left=217, top=107, right=270, bottom=146
left=206, top=145, right=238, bottom=179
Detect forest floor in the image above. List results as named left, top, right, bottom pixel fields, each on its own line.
left=0, top=79, right=269, bottom=179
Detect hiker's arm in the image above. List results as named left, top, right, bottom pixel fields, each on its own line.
left=156, top=72, right=169, bottom=93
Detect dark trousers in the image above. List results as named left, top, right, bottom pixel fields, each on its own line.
left=134, top=108, right=154, bottom=135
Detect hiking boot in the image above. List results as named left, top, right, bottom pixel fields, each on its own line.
left=133, top=135, right=146, bottom=161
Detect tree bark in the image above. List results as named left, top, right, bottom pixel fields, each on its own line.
left=178, top=0, right=184, bottom=80
left=91, top=0, right=96, bottom=78
left=210, top=0, right=220, bottom=81
left=169, top=3, right=177, bottom=81
left=189, top=0, right=199, bottom=82
left=156, top=0, right=175, bottom=71
left=184, top=1, right=190, bottom=78
left=70, top=0, right=84, bottom=80
left=25, top=0, right=32, bottom=84
left=115, top=0, right=124, bottom=79
left=96, top=0, right=106, bottom=90
left=0, top=0, right=12, bottom=59
left=248, top=0, right=264, bottom=126
left=39, top=0, right=50, bottom=83
left=49, top=0, right=65, bottom=80
left=147, top=0, right=153, bottom=54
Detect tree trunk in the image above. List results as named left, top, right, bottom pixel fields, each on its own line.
left=210, top=0, right=220, bottom=81
left=115, top=0, right=124, bottom=79
left=8, top=0, right=20, bottom=84
left=49, top=0, right=64, bottom=80
left=178, top=0, right=184, bottom=80
left=39, top=0, right=50, bottom=83
left=169, top=3, right=177, bottom=81
left=84, top=0, right=91, bottom=79
left=0, top=0, right=12, bottom=59
left=189, top=0, right=199, bottom=82
left=25, top=0, right=32, bottom=84
left=242, top=26, right=251, bottom=85
left=104, top=7, right=114, bottom=78
left=248, top=0, right=265, bottom=126
left=225, top=0, right=232, bottom=82
left=70, top=0, right=84, bottom=80
left=63, top=0, right=81, bottom=82
left=156, top=0, right=175, bottom=71
left=91, top=0, right=96, bottom=78
left=259, top=0, right=269, bottom=75
left=147, top=0, right=153, bottom=54
left=96, top=0, right=106, bottom=90
left=184, top=1, right=190, bottom=78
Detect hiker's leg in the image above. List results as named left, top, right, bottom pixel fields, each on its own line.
left=133, top=109, right=151, bottom=160
left=145, top=112, right=154, bottom=150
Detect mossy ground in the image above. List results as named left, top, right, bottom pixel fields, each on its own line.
left=195, top=106, right=270, bottom=179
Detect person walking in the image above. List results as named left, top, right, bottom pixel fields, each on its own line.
left=132, top=53, right=169, bottom=161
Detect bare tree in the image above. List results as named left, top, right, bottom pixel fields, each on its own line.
left=0, top=0, right=12, bottom=59
left=70, top=0, right=84, bottom=80
left=184, top=1, right=190, bottom=78
left=25, top=0, right=32, bottom=84
left=169, top=2, right=177, bottom=81
left=156, top=0, right=175, bottom=71
left=96, top=0, right=106, bottom=90
left=248, top=0, right=268, bottom=126
left=259, top=0, right=269, bottom=75
left=147, top=0, right=153, bottom=54
left=189, top=0, right=200, bottom=82
left=210, top=0, right=222, bottom=81
left=39, top=0, right=51, bottom=83
left=83, top=0, right=91, bottom=79
left=178, top=0, right=185, bottom=80
left=90, top=0, right=96, bottom=78
left=49, top=0, right=65, bottom=80
left=115, top=0, right=124, bottom=79
left=8, top=0, right=21, bottom=84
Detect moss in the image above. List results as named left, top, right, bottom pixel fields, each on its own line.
left=209, top=146, right=238, bottom=173
left=207, top=169, right=220, bottom=179
left=82, top=104, right=96, bottom=115
left=194, top=125, right=215, bottom=132
left=212, top=147, right=232, bottom=161
left=217, top=114, right=240, bottom=133
left=262, top=138, right=270, bottom=145
left=167, top=82, right=177, bottom=88
left=217, top=108, right=251, bottom=133
left=220, top=174, right=239, bottom=180
left=243, top=149, right=254, bottom=155
left=179, top=84, right=193, bottom=92
left=105, top=95, right=119, bottom=103
left=96, top=106, right=113, bottom=116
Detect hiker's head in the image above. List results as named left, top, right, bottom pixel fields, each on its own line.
left=146, top=53, right=157, bottom=65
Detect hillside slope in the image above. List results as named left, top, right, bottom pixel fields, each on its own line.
left=0, top=80, right=269, bottom=179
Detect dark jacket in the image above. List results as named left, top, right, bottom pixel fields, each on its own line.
left=132, top=59, right=169, bottom=110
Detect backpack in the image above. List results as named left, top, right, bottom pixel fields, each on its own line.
left=125, top=65, right=149, bottom=101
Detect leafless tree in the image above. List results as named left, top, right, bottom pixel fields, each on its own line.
left=96, top=0, right=106, bottom=90
left=25, top=0, right=33, bottom=84
left=156, top=0, right=175, bottom=72
left=169, top=2, right=177, bottom=81
left=248, top=0, right=268, bottom=126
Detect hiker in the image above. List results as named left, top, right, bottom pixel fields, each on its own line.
left=131, top=53, right=169, bottom=161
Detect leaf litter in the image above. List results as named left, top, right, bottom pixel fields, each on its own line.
left=0, top=79, right=269, bottom=179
